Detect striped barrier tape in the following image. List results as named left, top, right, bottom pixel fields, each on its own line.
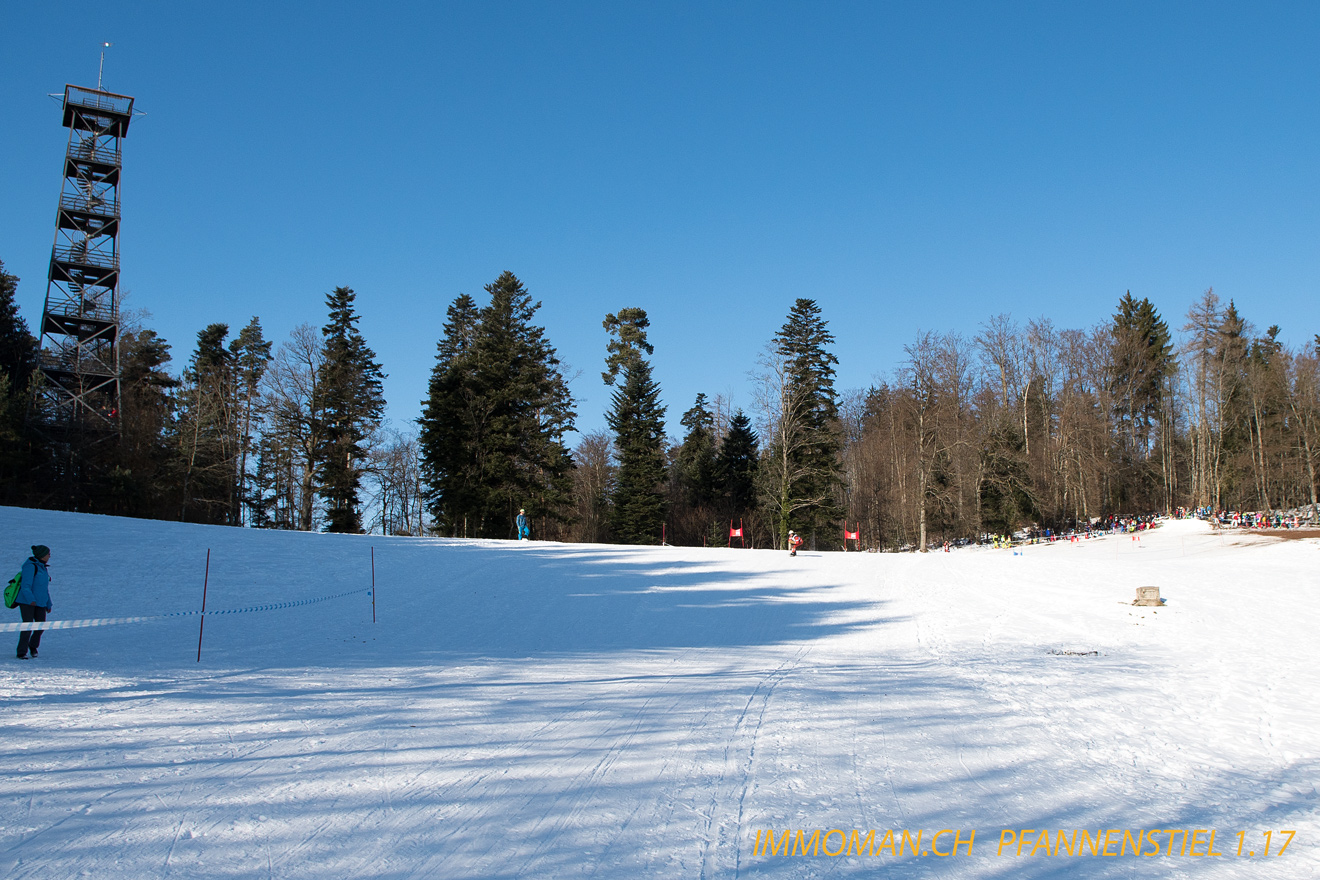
left=0, top=588, right=372, bottom=632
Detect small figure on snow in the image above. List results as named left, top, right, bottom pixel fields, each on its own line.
left=788, top=530, right=804, bottom=557
left=516, top=508, right=530, bottom=541
left=15, top=545, right=53, bottom=660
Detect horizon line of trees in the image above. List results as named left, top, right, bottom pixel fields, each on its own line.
left=2, top=257, right=1317, bottom=548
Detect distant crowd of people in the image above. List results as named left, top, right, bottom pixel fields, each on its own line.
left=1183, top=506, right=1318, bottom=530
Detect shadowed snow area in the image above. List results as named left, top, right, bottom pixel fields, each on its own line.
left=1, top=506, right=1317, bottom=878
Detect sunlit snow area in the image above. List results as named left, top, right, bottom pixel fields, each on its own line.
left=1, top=506, right=1317, bottom=878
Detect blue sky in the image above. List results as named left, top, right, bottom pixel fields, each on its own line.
left=4, top=2, right=1319, bottom=438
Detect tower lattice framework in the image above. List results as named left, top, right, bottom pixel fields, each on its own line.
left=35, top=84, right=134, bottom=446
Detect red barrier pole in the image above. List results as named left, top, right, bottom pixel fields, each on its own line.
left=371, top=546, right=376, bottom=624
left=196, top=548, right=211, bottom=663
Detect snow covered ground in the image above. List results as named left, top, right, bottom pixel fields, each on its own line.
left=0, top=506, right=1316, bottom=879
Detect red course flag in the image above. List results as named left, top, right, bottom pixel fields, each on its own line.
left=730, top=525, right=743, bottom=537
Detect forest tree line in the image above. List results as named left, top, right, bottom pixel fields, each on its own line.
left=2, top=259, right=1317, bottom=548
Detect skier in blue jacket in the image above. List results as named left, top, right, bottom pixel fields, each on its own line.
left=16, top=545, right=53, bottom=660
left=516, top=509, right=529, bottom=541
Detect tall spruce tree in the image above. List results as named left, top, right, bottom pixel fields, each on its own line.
left=716, top=408, right=759, bottom=521
left=675, top=393, right=718, bottom=509
left=112, top=328, right=179, bottom=517
left=176, top=323, right=237, bottom=523
left=768, top=298, right=843, bottom=547
left=0, top=260, right=39, bottom=498
left=419, top=273, right=576, bottom=538
left=318, top=286, right=386, bottom=533
left=667, top=393, right=719, bottom=545
left=1213, top=301, right=1252, bottom=505
left=231, top=317, right=273, bottom=525
left=418, top=293, right=483, bottom=534
left=0, top=260, right=38, bottom=398
left=604, top=308, right=667, bottom=544
left=1109, top=292, right=1175, bottom=508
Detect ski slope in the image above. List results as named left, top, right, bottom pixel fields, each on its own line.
left=0, top=506, right=1317, bottom=878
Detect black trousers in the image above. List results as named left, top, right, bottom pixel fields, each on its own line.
left=17, top=604, right=46, bottom=657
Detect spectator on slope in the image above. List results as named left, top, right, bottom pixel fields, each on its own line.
left=516, top=508, right=529, bottom=541
left=15, top=545, right=53, bottom=660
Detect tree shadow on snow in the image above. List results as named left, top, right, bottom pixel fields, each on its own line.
left=360, top=541, right=893, bottom=663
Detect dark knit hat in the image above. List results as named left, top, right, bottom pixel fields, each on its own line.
left=31, top=545, right=50, bottom=559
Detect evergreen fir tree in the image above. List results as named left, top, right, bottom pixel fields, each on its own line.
left=472, top=273, right=575, bottom=537
left=112, top=328, right=179, bottom=517
left=230, top=317, right=273, bottom=525
left=419, top=273, right=576, bottom=538
left=1110, top=292, right=1175, bottom=451
left=1216, top=300, right=1251, bottom=477
left=603, top=308, right=667, bottom=544
left=0, top=260, right=39, bottom=499
left=675, top=393, right=718, bottom=509
left=716, top=408, right=759, bottom=517
left=418, top=293, right=483, bottom=534
left=318, top=286, right=387, bottom=533
left=0, top=259, right=37, bottom=398
left=248, top=440, right=278, bottom=529
left=1109, top=292, right=1175, bottom=508
left=979, top=421, right=1037, bottom=535
left=769, top=298, right=843, bottom=546
left=176, top=323, right=237, bottom=524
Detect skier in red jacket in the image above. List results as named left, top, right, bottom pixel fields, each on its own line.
left=788, top=530, right=804, bottom=557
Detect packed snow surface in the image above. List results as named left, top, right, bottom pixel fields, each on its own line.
left=1, top=507, right=1317, bottom=878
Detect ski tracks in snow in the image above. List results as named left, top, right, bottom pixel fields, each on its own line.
left=697, top=646, right=810, bottom=880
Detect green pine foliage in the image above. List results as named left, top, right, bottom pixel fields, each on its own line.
left=769, top=298, right=844, bottom=546
left=231, top=318, right=273, bottom=525
left=1110, top=292, right=1175, bottom=445
left=1109, top=292, right=1175, bottom=509
left=675, top=394, right=717, bottom=509
left=979, top=421, right=1038, bottom=535
left=0, top=260, right=39, bottom=499
left=418, top=293, right=482, bottom=534
left=604, top=308, right=667, bottom=544
left=716, top=408, right=759, bottom=518
left=419, top=273, right=576, bottom=538
left=318, top=286, right=387, bottom=533
left=0, top=260, right=38, bottom=398
left=607, top=359, right=667, bottom=544
left=666, top=393, right=718, bottom=544
left=175, top=323, right=237, bottom=524
left=109, top=328, right=179, bottom=517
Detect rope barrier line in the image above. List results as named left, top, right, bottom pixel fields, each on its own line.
left=1, top=587, right=372, bottom=633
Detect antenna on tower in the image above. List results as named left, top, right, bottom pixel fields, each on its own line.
left=98, top=42, right=112, bottom=90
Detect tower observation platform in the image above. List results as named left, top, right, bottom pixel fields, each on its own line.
left=35, top=84, right=135, bottom=440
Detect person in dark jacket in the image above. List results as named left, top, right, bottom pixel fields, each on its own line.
left=15, top=545, right=52, bottom=660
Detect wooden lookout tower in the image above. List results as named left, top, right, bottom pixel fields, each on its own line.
left=33, top=84, right=135, bottom=501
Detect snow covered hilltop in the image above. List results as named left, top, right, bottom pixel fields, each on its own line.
left=1, top=507, right=1317, bottom=878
